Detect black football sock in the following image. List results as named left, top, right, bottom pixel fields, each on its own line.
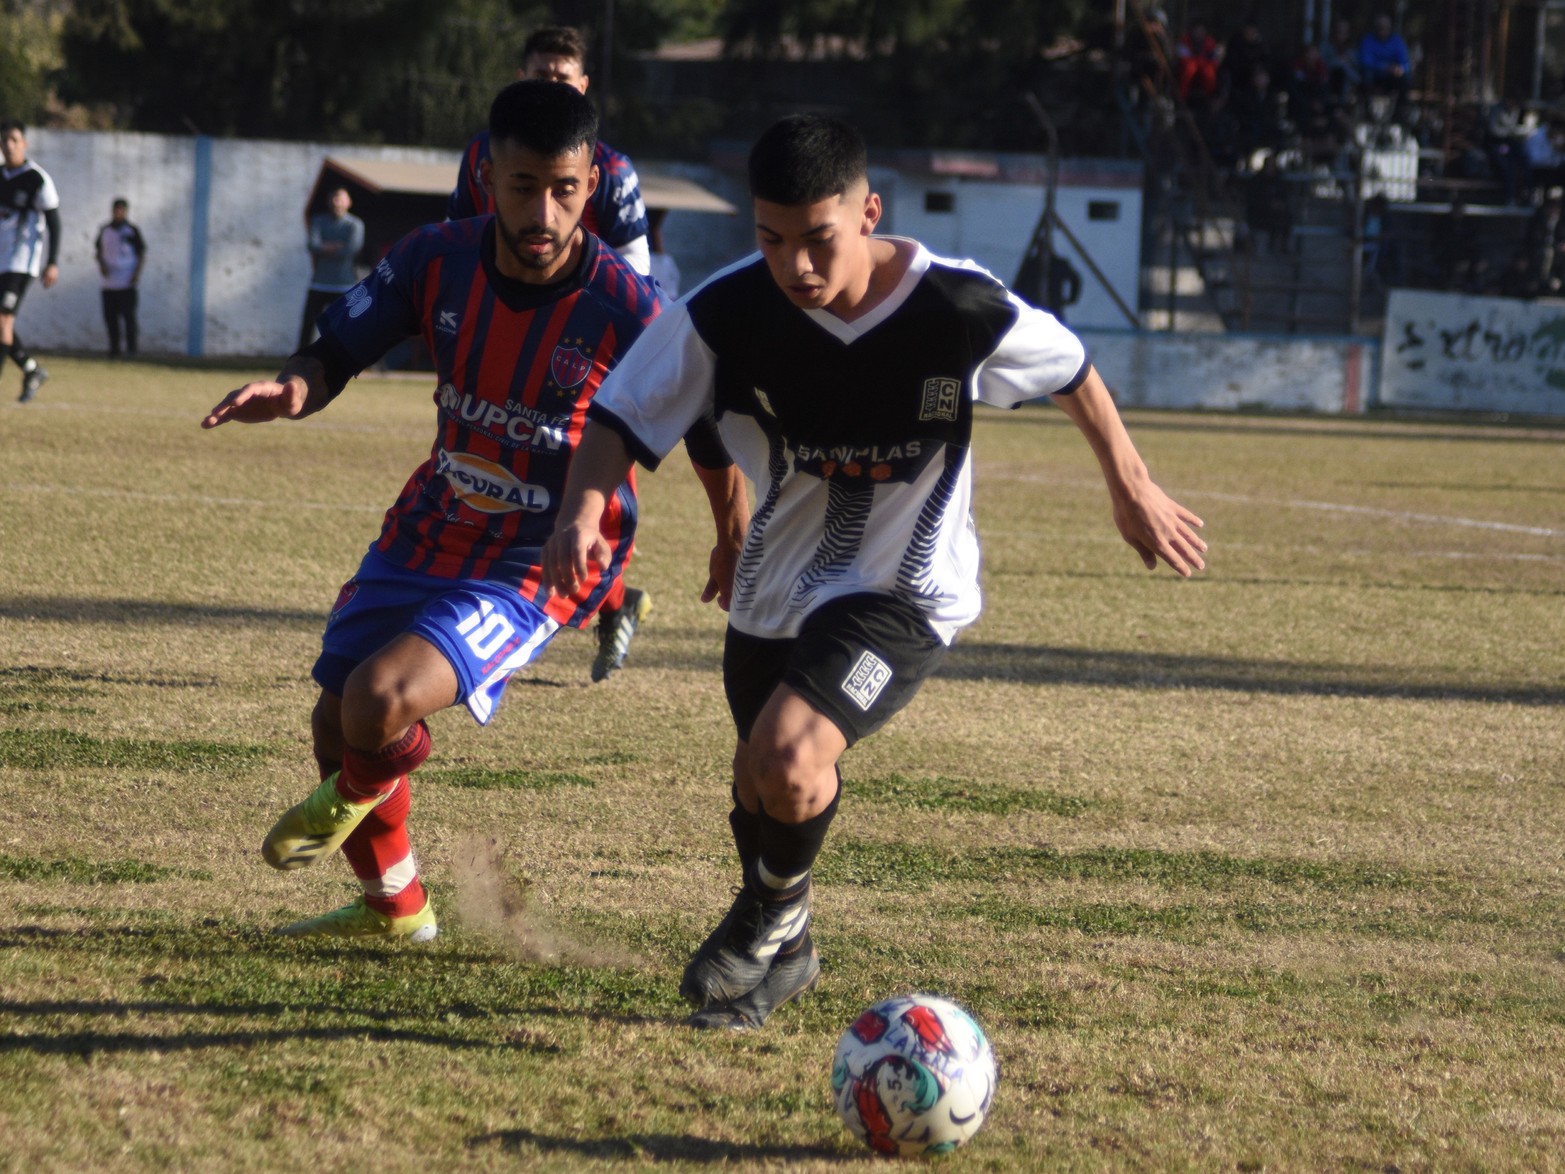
left=729, top=783, right=762, bottom=877
left=750, top=771, right=841, bottom=904
left=9, top=338, right=37, bottom=373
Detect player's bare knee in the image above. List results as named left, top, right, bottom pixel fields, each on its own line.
left=339, top=666, right=420, bottom=751
left=749, top=740, right=830, bottom=816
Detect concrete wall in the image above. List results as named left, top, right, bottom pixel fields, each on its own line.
left=25, top=129, right=457, bottom=357
left=1083, top=329, right=1375, bottom=414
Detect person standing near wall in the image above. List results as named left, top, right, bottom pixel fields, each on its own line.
left=298, top=186, right=364, bottom=351
left=95, top=198, right=145, bottom=358
left=0, top=122, right=59, bottom=403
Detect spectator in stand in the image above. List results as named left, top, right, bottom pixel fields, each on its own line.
left=1523, top=119, right=1565, bottom=196
left=1484, top=98, right=1531, bottom=204
left=1525, top=188, right=1565, bottom=294
left=1362, top=194, right=1403, bottom=288
left=94, top=197, right=145, bottom=358
left=1359, top=14, right=1411, bottom=119
left=1321, top=19, right=1363, bottom=106
left=1231, top=65, right=1290, bottom=162
left=1243, top=154, right=1293, bottom=254
left=1175, top=20, right=1222, bottom=104
left=1222, top=17, right=1270, bottom=97
left=1289, top=44, right=1341, bottom=156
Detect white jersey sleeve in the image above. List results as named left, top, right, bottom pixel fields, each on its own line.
left=588, top=301, right=717, bottom=469
left=971, top=289, right=1089, bottom=408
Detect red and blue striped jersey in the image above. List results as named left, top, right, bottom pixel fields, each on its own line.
left=316, top=217, right=661, bottom=629
left=447, top=132, right=650, bottom=249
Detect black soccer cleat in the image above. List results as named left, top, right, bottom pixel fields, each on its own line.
left=17, top=365, right=47, bottom=403
left=687, top=932, right=821, bottom=1031
left=590, top=587, right=651, bottom=682
left=680, top=881, right=811, bottom=1008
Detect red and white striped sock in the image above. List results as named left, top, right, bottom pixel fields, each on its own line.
left=341, top=775, right=427, bottom=918
left=335, top=721, right=431, bottom=803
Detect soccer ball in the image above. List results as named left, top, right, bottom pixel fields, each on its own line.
left=831, top=993, right=997, bottom=1157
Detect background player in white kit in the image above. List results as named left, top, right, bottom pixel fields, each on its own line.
left=542, top=114, right=1207, bottom=1030
left=0, top=122, right=60, bottom=403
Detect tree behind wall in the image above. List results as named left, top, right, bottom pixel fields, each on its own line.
left=58, top=0, right=550, bottom=145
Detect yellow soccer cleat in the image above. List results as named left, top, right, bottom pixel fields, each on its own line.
left=261, top=773, right=386, bottom=870
left=276, top=896, right=438, bottom=942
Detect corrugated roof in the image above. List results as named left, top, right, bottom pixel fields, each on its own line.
left=322, top=157, right=737, bottom=213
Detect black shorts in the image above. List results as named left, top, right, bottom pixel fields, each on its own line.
left=0, top=272, right=31, bottom=316
left=723, top=593, right=948, bottom=747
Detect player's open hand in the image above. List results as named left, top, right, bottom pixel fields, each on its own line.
left=200, top=378, right=310, bottom=429
left=1111, top=480, right=1207, bottom=577
left=541, top=521, right=612, bottom=599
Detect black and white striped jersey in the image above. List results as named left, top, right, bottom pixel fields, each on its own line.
left=0, top=160, right=59, bottom=277
left=590, top=238, right=1089, bottom=642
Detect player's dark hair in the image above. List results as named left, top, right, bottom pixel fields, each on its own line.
left=748, top=114, right=868, bottom=206
left=489, top=80, right=598, bottom=159
left=0, top=121, right=25, bottom=138
left=113, top=197, right=128, bottom=209
left=523, top=25, right=588, bottom=65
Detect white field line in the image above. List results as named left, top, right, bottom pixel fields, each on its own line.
left=993, top=472, right=1563, bottom=539
left=9, top=399, right=421, bottom=435
left=981, top=530, right=1565, bottom=563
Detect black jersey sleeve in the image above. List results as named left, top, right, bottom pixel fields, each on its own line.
left=294, top=333, right=360, bottom=404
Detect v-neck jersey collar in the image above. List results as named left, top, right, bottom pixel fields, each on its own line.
left=800, top=237, right=929, bottom=343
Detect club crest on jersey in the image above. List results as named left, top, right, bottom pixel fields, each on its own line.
left=841, top=650, right=893, bottom=712
left=919, top=377, right=961, bottom=422
left=329, top=579, right=359, bottom=617
left=344, top=284, right=372, bottom=318
left=435, top=449, right=551, bottom=514
left=550, top=344, right=593, bottom=389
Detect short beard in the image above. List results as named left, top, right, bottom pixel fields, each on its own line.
left=496, top=215, right=571, bottom=272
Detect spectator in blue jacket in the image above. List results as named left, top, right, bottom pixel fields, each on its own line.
left=1359, top=14, right=1410, bottom=117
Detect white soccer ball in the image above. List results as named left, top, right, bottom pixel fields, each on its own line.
left=830, top=993, right=998, bottom=1157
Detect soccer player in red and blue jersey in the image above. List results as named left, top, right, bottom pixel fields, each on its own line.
left=449, top=27, right=659, bottom=680
left=201, top=80, right=746, bottom=942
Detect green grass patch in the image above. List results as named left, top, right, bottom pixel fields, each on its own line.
left=421, top=767, right=595, bottom=790
left=0, top=728, right=268, bottom=772
left=0, top=854, right=199, bottom=884
left=851, top=772, right=1092, bottom=816
left=819, top=840, right=1423, bottom=892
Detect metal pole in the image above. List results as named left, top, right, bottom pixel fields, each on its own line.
left=1349, top=155, right=1365, bottom=334
left=1534, top=3, right=1548, bottom=102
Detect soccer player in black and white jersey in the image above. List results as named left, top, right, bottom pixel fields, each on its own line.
left=0, top=123, right=60, bottom=403
left=542, top=115, right=1207, bottom=1030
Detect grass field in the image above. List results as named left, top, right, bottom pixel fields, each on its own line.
left=2, top=356, right=1563, bottom=1171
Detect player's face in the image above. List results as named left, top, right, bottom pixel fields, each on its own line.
left=1, top=130, right=25, bottom=169
left=484, top=138, right=599, bottom=283
left=520, top=53, right=589, bottom=94
left=754, top=181, right=882, bottom=315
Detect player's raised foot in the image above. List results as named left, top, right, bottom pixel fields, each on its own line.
left=276, top=896, right=438, bottom=942
left=687, top=931, right=820, bottom=1031
left=17, top=366, right=47, bottom=403
left=261, top=772, right=387, bottom=870
left=591, top=587, right=651, bottom=682
left=679, top=881, right=811, bottom=1007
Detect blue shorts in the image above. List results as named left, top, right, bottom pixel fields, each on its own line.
left=313, top=548, right=559, bottom=725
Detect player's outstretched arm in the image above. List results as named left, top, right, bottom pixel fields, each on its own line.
left=542, top=422, right=636, bottom=598
left=200, top=356, right=331, bottom=429
left=1051, top=367, right=1207, bottom=577
left=692, top=461, right=750, bottom=611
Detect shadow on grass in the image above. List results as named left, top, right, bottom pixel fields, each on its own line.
left=940, top=642, right=1565, bottom=706
left=467, top=1127, right=850, bottom=1165
left=0, top=1023, right=529, bottom=1057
